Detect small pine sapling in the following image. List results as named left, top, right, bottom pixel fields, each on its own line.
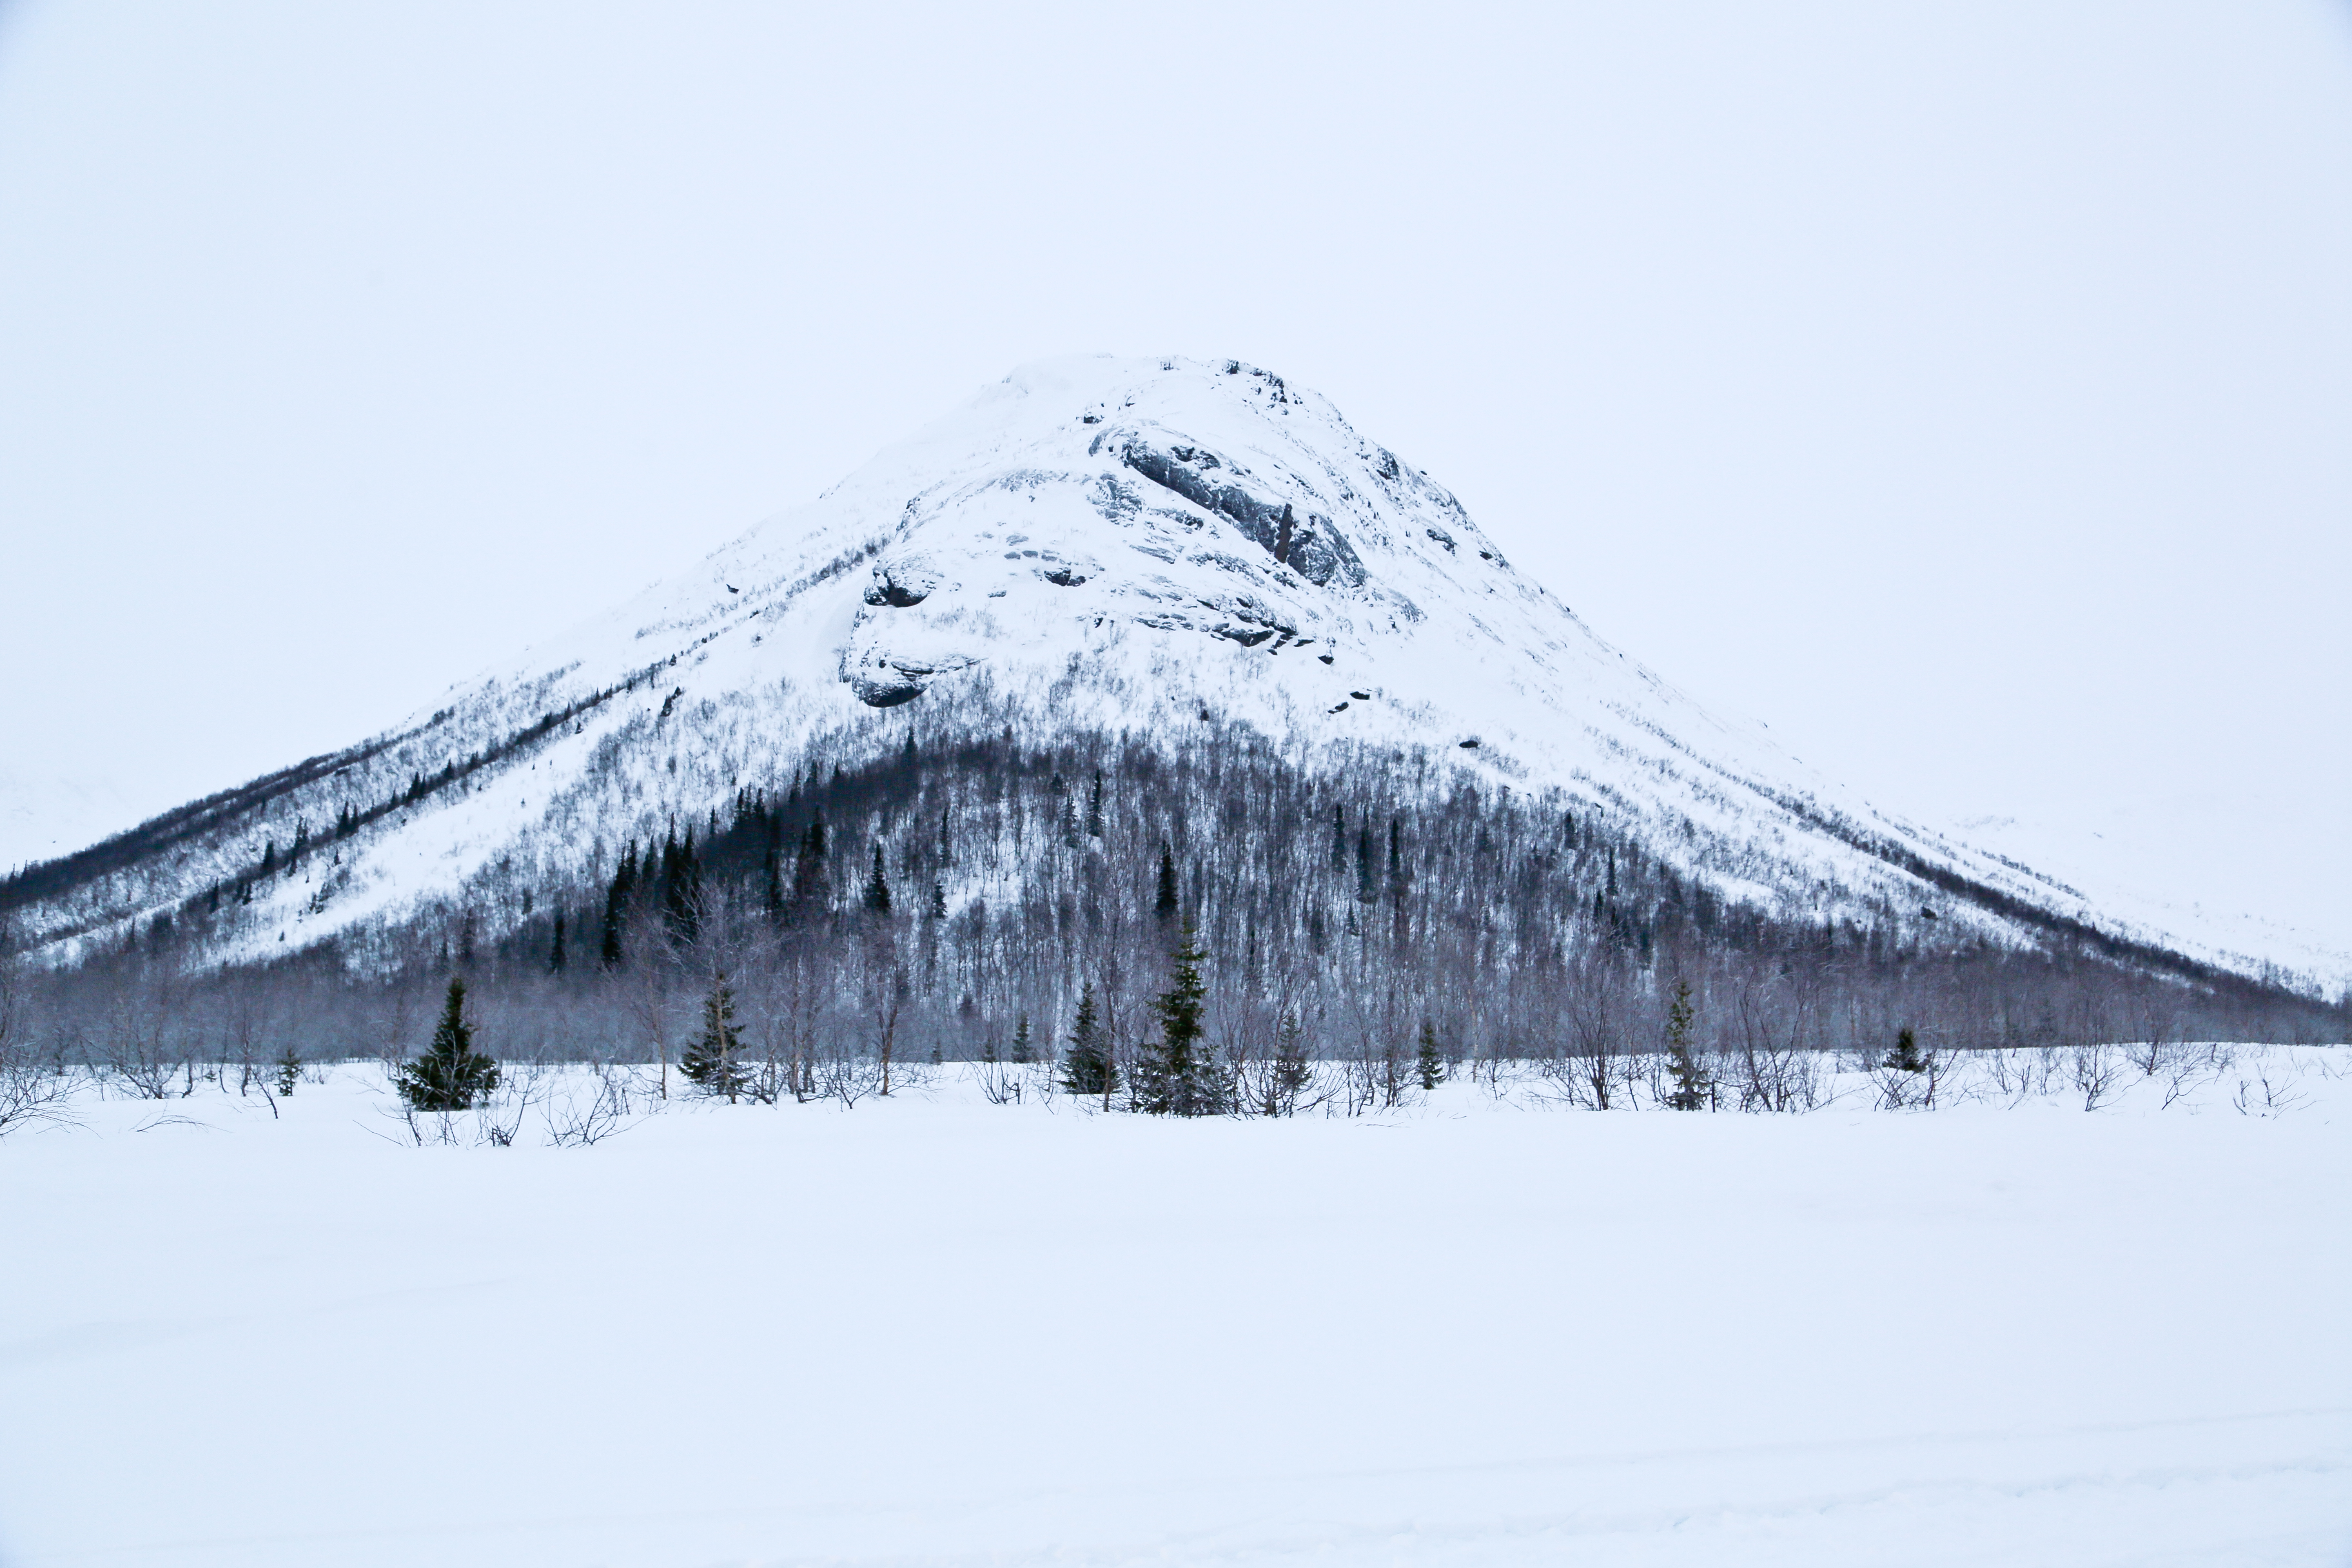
left=1415, top=1019, right=1445, bottom=1092
left=681, top=976, right=746, bottom=1101
left=396, top=978, right=500, bottom=1111
left=1264, top=1010, right=1312, bottom=1115
left=1058, top=983, right=1118, bottom=1102
left=1662, top=980, right=1712, bottom=1111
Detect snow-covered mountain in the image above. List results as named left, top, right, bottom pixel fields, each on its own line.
left=4, top=355, right=2336, bottom=991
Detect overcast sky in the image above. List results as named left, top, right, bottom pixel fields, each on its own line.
left=2, top=1, right=2347, bottom=960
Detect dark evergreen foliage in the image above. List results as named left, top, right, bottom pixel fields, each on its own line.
left=681, top=976, right=746, bottom=1099
left=1154, top=842, right=1179, bottom=925
left=1416, top=1019, right=1444, bottom=1091
left=1662, top=980, right=1711, bottom=1111
left=600, top=841, right=637, bottom=969
left=395, top=978, right=500, bottom=1111
left=1133, top=924, right=1217, bottom=1115
left=1058, top=982, right=1118, bottom=1099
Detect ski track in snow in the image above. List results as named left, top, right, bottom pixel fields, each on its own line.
left=2, top=1047, right=2346, bottom=1567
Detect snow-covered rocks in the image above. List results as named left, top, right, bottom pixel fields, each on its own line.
left=8, top=353, right=2344, bottom=989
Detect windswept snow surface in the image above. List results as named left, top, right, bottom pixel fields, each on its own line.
left=23, top=354, right=2344, bottom=989
left=2, top=1054, right=2347, bottom=1568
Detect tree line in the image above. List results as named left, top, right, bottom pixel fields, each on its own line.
left=4, top=721, right=2343, bottom=1120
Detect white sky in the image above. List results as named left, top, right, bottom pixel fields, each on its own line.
left=1, top=2, right=2346, bottom=960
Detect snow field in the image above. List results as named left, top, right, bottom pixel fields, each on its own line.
left=2, top=1049, right=2347, bottom=1568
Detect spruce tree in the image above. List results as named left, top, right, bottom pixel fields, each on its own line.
left=1009, top=1014, right=1036, bottom=1064
left=1058, top=982, right=1118, bottom=1100
left=863, top=842, right=893, bottom=915
left=1416, top=1018, right=1445, bottom=1091
left=1086, top=770, right=1106, bottom=839
left=1133, top=924, right=1215, bottom=1115
left=1662, top=980, right=1711, bottom=1111
left=1154, top=842, right=1179, bottom=926
left=1885, top=1026, right=1927, bottom=1074
left=548, top=913, right=566, bottom=973
left=272, top=1043, right=303, bottom=1098
left=1269, top=1010, right=1310, bottom=1114
left=661, top=829, right=702, bottom=947
left=396, top=978, right=500, bottom=1111
left=790, top=814, right=829, bottom=915
left=600, top=842, right=637, bottom=968
left=681, top=976, right=746, bottom=1100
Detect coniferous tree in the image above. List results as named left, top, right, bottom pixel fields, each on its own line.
left=789, top=814, right=830, bottom=915
left=1662, top=980, right=1711, bottom=1111
left=681, top=975, right=746, bottom=1100
left=600, top=842, right=637, bottom=968
left=1058, top=982, right=1118, bottom=1101
left=1086, top=770, right=1106, bottom=840
left=1885, top=1026, right=1927, bottom=1074
left=1154, top=842, right=1180, bottom=926
left=1009, top=1013, right=1035, bottom=1063
left=761, top=844, right=786, bottom=925
left=272, top=1043, right=303, bottom=1098
left=661, top=829, right=702, bottom=947
left=863, top=842, right=893, bottom=915
left=548, top=913, right=567, bottom=974
left=1267, top=1010, right=1311, bottom=1114
left=1416, top=1018, right=1445, bottom=1091
left=1133, top=924, right=1215, bottom=1115
left=396, top=977, right=500, bottom=1111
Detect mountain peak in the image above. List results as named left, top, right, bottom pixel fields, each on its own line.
left=4, top=357, right=2337, bottom=996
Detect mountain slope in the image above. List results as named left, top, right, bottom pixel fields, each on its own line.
left=1, top=355, right=2331, bottom=993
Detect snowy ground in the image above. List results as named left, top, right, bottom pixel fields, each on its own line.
left=2, top=1050, right=2347, bottom=1568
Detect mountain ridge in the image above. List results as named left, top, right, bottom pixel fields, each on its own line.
left=3, top=354, right=2339, bottom=1001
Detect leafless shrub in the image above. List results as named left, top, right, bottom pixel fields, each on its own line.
left=818, top=1050, right=884, bottom=1109
left=2154, top=1040, right=2234, bottom=1109
left=1723, top=974, right=1825, bottom=1113
left=543, top=1062, right=642, bottom=1146
left=2071, top=1042, right=2125, bottom=1111
left=971, top=1059, right=1038, bottom=1106
left=0, top=960, right=78, bottom=1138
left=474, top=1062, right=543, bottom=1146
left=2232, top=1058, right=2309, bottom=1118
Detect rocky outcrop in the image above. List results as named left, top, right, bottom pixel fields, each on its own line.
left=1114, top=435, right=1366, bottom=589
left=862, top=552, right=944, bottom=607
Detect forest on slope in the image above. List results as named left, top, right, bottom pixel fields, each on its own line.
left=6, top=719, right=2341, bottom=1111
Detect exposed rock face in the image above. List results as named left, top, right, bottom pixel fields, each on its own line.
left=863, top=552, right=944, bottom=607
left=1114, top=435, right=1366, bottom=588
left=14, top=354, right=2305, bottom=992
